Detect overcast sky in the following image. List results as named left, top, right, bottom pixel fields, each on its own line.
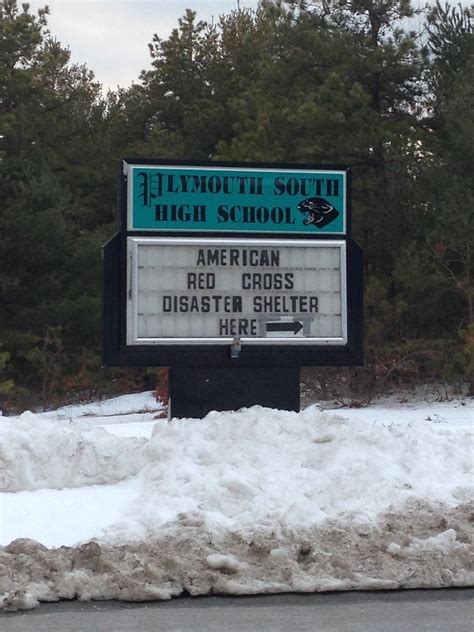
left=28, top=1, right=259, bottom=91
left=28, top=1, right=469, bottom=92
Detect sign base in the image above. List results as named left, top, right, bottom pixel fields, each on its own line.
left=169, top=367, right=300, bottom=418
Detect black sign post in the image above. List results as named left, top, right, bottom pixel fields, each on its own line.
left=103, top=159, right=363, bottom=417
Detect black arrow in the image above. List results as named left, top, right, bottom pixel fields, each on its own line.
left=266, top=321, right=303, bottom=335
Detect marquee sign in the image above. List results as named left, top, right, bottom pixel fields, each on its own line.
left=103, top=159, right=363, bottom=368
left=127, top=238, right=347, bottom=345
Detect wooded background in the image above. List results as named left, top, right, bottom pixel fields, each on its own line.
left=1, top=0, right=473, bottom=410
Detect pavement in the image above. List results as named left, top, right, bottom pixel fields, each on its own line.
left=2, top=588, right=473, bottom=631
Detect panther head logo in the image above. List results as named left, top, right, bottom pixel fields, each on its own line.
left=297, top=197, right=339, bottom=229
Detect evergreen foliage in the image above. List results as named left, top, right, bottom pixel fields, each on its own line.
left=0, top=0, right=472, bottom=408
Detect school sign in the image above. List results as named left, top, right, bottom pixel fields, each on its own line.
left=128, top=164, right=347, bottom=235
left=103, top=159, right=363, bottom=372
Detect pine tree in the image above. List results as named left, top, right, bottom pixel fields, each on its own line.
left=0, top=1, right=109, bottom=406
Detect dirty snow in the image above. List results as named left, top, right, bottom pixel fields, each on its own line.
left=0, top=392, right=472, bottom=611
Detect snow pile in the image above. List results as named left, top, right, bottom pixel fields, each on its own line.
left=43, top=391, right=162, bottom=420
left=1, top=500, right=472, bottom=611
left=0, top=412, right=147, bottom=492
left=0, top=400, right=473, bottom=610
left=129, top=406, right=471, bottom=536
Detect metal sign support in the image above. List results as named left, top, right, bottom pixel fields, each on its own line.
left=169, top=367, right=300, bottom=418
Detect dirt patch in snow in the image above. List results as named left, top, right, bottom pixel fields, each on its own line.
left=1, top=499, right=472, bottom=611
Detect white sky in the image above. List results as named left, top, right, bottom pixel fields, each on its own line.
left=27, top=1, right=470, bottom=92
left=28, top=1, right=259, bottom=91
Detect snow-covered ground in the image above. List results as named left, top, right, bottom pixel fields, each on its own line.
left=0, top=391, right=472, bottom=611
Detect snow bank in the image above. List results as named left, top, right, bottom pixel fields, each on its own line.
left=130, top=405, right=472, bottom=535
left=0, top=412, right=147, bottom=492
left=1, top=500, right=472, bottom=611
left=0, top=403, right=472, bottom=610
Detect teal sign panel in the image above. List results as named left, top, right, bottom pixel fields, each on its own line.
left=127, top=164, right=347, bottom=235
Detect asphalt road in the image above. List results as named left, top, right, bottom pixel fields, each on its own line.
left=2, top=589, right=473, bottom=632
